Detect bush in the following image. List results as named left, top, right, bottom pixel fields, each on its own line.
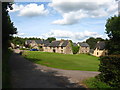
left=97, top=55, right=120, bottom=88
left=72, top=46, right=79, bottom=54
left=83, top=77, right=112, bottom=88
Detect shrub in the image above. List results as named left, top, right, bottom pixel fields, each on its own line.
left=83, top=77, right=112, bottom=88
left=97, top=55, right=120, bottom=88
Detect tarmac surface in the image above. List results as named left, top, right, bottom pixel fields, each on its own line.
left=9, top=49, right=100, bottom=88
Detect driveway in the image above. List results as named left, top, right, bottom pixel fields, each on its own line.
left=9, top=49, right=100, bottom=88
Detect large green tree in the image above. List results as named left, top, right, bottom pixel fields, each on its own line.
left=105, top=16, right=120, bottom=55
left=2, top=2, right=17, bottom=50
left=86, top=37, right=104, bottom=49
left=2, top=2, right=17, bottom=88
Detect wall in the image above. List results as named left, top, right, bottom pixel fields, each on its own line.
left=93, top=48, right=108, bottom=57
left=79, top=46, right=90, bottom=54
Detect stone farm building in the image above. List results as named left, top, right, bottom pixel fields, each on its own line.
left=93, top=41, right=108, bottom=57
left=77, top=42, right=90, bottom=54
left=25, top=40, right=73, bottom=54
left=25, top=40, right=49, bottom=50
left=43, top=40, right=73, bottom=54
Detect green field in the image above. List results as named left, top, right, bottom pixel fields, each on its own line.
left=23, top=51, right=99, bottom=71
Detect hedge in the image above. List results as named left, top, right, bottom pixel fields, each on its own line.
left=97, top=55, right=120, bottom=88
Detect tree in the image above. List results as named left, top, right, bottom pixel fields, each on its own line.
left=2, top=2, right=17, bottom=88
left=46, top=37, right=56, bottom=43
left=86, top=37, right=104, bottom=49
left=2, top=2, right=17, bottom=50
left=105, top=16, right=120, bottom=55
left=70, top=41, right=79, bottom=54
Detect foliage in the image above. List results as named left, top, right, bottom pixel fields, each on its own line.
left=11, top=36, right=25, bottom=46
left=72, top=46, right=80, bottom=54
left=2, top=2, right=17, bottom=49
left=97, top=55, right=120, bottom=88
left=86, top=37, right=104, bottom=49
left=2, top=2, right=17, bottom=88
left=2, top=49, right=12, bottom=88
left=23, top=51, right=99, bottom=71
left=70, top=41, right=79, bottom=54
left=10, top=36, right=42, bottom=46
left=46, top=37, right=56, bottom=43
left=83, top=77, right=112, bottom=88
left=105, top=16, right=120, bottom=55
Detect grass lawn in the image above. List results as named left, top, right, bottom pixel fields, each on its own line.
left=23, top=51, right=99, bottom=71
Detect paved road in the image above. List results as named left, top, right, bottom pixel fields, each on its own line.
left=9, top=49, right=100, bottom=88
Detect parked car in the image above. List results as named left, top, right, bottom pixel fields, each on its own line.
left=30, top=49, right=38, bottom=51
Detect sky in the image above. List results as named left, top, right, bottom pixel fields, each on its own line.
left=8, top=0, right=118, bottom=43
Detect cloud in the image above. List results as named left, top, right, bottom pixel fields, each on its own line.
left=8, top=3, right=49, bottom=17
left=49, top=0, right=117, bottom=25
left=41, top=29, right=104, bottom=42
left=13, top=33, right=26, bottom=37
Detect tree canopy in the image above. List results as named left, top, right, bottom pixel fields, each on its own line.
left=2, top=2, right=17, bottom=50
left=46, top=37, right=56, bottom=43
left=105, top=16, right=120, bottom=54
left=86, top=37, right=104, bottom=49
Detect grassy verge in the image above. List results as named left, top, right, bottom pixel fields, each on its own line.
left=83, top=77, right=112, bottom=88
left=2, top=49, right=12, bottom=88
left=23, top=51, right=99, bottom=71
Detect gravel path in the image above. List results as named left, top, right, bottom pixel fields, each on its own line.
left=9, top=49, right=100, bottom=88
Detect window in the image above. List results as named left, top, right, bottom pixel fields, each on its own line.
left=61, top=50, right=63, bottom=53
left=97, top=52, right=99, bottom=55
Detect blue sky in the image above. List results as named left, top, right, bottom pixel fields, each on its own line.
left=8, top=0, right=118, bottom=42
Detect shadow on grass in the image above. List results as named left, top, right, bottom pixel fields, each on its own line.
left=8, top=52, right=86, bottom=88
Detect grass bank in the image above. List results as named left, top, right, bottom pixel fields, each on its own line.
left=23, top=51, right=99, bottom=71
left=83, top=77, right=112, bottom=88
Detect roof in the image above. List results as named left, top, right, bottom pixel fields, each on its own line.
left=35, top=40, right=49, bottom=44
left=77, top=42, right=89, bottom=47
left=49, top=41, right=61, bottom=47
left=26, top=40, right=34, bottom=44
left=61, top=40, right=69, bottom=47
left=73, top=43, right=78, bottom=46
left=95, top=41, right=106, bottom=50
left=49, top=40, right=69, bottom=47
left=26, top=40, right=49, bottom=44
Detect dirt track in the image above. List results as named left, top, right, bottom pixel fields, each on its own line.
left=9, top=49, right=100, bottom=88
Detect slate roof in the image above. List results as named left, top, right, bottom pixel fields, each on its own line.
left=35, top=40, right=49, bottom=44
left=26, top=40, right=49, bottom=45
left=77, top=42, right=89, bottom=47
left=26, top=40, right=34, bottom=44
left=61, top=40, right=69, bottom=47
left=73, top=43, right=78, bottom=46
left=44, top=43, right=50, bottom=47
left=95, top=41, right=106, bottom=50
left=49, top=40, right=69, bottom=47
left=49, top=41, right=61, bottom=47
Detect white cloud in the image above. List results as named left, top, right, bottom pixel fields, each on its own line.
left=41, top=29, right=104, bottom=42
left=8, top=3, right=49, bottom=17
left=13, top=33, right=26, bottom=37
left=49, top=0, right=118, bottom=25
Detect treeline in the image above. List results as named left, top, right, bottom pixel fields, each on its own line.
left=10, top=37, right=56, bottom=46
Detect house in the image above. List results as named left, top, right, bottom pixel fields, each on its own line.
left=93, top=41, right=108, bottom=57
left=25, top=40, right=38, bottom=49
left=77, top=42, right=90, bottom=54
left=43, top=40, right=73, bottom=54
left=25, top=40, right=49, bottom=50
